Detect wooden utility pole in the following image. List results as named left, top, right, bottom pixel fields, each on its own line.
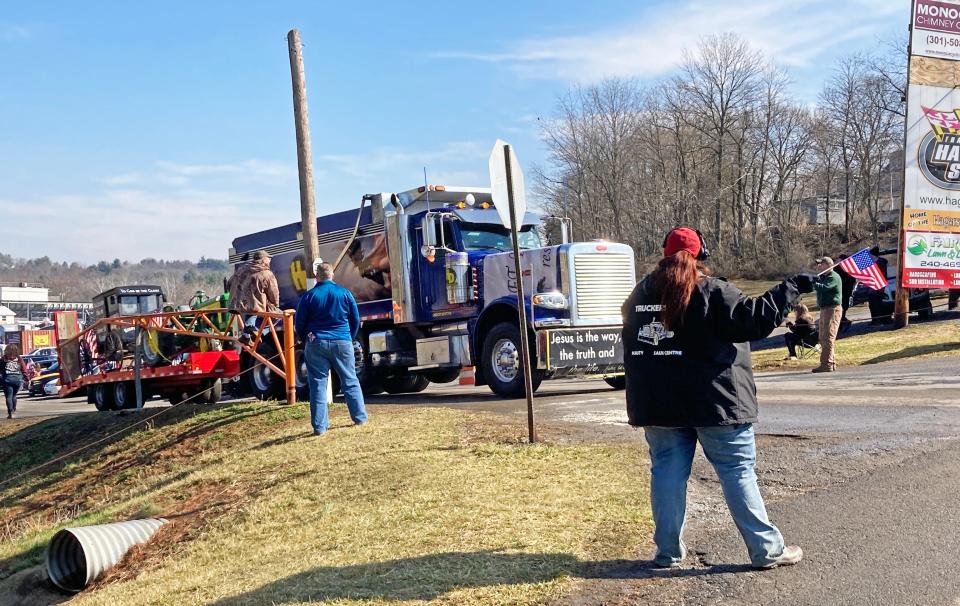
left=894, top=5, right=916, bottom=330
left=288, top=29, right=320, bottom=281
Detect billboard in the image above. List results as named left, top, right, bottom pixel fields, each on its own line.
left=913, top=0, right=960, bottom=60
left=904, top=2, right=960, bottom=288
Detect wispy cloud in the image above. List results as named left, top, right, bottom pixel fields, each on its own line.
left=0, top=188, right=284, bottom=264
left=0, top=24, right=31, bottom=42
left=437, top=0, right=905, bottom=82
left=317, top=141, right=489, bottom=184
left=100, top=159, right=296, bottom=189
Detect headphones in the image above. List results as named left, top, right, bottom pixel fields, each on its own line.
left=662, top=227, right=711, bottom=261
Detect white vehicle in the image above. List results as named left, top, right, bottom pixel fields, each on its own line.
left=44, top=378, right=59, bottom=396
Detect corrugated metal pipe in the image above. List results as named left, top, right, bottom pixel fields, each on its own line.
left=46, top=518, right=167, bottom=593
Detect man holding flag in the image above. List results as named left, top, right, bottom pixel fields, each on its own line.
left=811, top=249, right=889, bottom=373
left=813, top=256, right=842, bottom=373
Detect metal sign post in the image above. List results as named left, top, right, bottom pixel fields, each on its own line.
left=489, top=140, right=536, bottom=443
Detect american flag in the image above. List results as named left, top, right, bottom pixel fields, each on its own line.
left=838, top=248, right=887, bottom=291
left=922, top=106, right=960, bottom=141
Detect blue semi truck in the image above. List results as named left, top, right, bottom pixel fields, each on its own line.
left=229, top=185, right=635, bottom=398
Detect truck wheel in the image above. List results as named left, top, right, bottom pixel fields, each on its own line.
left=481, top=322, right=543, bottom=398
left=243, top=342, right=283, bottom=401
left=294, top=347, right=309, bottom=399
left=93, top=384, right=117, bottom=411
left=113, top=381, right=137, bottom=409
left=352, top=339, right=383, bottom=395
left=382, top=374, right=430, bottom=394
left=199, top=378, right=222, bottom=404
left=604, top=376, right=626, bottom=390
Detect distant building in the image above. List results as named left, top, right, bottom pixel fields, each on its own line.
left=799, top=196, right=846, bottom=226
left=0, top=282, right=93, bottom=323
left=0, top=306, right=15, bottom=324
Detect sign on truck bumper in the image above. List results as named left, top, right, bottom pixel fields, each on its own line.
left=536, top=327, right=624, bottom=375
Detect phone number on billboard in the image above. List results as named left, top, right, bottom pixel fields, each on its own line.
left=926, top=35, right=960, bottom=47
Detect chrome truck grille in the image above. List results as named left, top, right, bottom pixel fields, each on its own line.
left=572, top=252, right=635, bottom=322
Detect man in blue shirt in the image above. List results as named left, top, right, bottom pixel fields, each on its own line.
left=295, top=261, right=368, bottom=435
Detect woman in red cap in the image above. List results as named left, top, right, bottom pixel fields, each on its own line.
left=622, top=227, right=813, bottom=570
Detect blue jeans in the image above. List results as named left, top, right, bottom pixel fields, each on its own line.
left=304, top=339, right=367, bottom=433
left=3, top=378, right=21, bottom=416
left=643, top=424, right=785, bottom=568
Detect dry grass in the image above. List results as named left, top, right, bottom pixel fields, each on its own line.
left=753, top=320, right=960, bottom=371
left=0, top=402, right=651, bottom=606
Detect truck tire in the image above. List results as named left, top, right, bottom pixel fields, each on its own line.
left=294, top=347, right=309, bottom=400
left=353, top=339, right=383, bottom=395
left=604, top=376, right=626, bottom=390
left=481, top=322, right=543, bottom=398
left=93, top=383, right=117, bottom=411
left=243, top=342, right=284, bottom=401
left=382, top=374, right=430, bottom=394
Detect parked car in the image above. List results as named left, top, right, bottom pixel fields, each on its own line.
left=43, top=378, right=60, bottom=396
left=27, top=346, right=57, bottom=358
left=29, top=362, right=59, bottom=396
left=849, top=248, right=933, bottom=322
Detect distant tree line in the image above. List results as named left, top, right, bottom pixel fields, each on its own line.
left=0, top=253, right=231, bottom=304
left=535, top=33, right=905, bottom=277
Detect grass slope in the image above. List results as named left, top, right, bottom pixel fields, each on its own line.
left=0, top=402, right=651, bottom=606
left=753, top=319, right=960, bottom=371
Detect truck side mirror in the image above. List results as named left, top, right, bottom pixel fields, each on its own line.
left=422, top=215, right=437, bottom=248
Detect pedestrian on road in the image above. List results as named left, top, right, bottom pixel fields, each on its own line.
left=238, top=250, right=280, bottom=336
left=294, top=261, right=368, bottom=435
left=813, top=256, right=842, bottom=373
left=783, top=304, right=818, bottom=360
left=622, top=226, right=811, bottom=570
left=1, top=344, right=28, bottom=419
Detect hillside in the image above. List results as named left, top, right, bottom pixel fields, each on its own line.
left=0, top=402, right=650, bottom=606
left=0, top=254, right=231, bottom=306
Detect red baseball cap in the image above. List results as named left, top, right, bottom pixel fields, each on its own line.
left=663, top=227, right=702, bottom=258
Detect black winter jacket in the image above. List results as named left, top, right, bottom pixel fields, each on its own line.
left=622, top=275, right=801, bottom=427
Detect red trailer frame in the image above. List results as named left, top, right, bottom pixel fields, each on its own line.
left=53, top=309, right=297, bottom=407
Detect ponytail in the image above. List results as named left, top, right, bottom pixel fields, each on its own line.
left=652, top=251, right=702, bottom=330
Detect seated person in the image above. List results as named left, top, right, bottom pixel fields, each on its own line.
left=783, top=304, right=818, bottom=360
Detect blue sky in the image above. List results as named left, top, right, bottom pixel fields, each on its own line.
left=1, top=0, right=906, bottom=263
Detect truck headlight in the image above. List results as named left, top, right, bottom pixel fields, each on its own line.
left=532, top=292, right=568, bottom=309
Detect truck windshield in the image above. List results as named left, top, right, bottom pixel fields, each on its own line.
left=119, top=295, right=162, bottom=315
left=460, top=224, right=541, bottom=252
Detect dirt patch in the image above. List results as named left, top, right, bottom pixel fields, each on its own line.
left=0, top=565, right=70, bottom=606
left=91, top=478, right=257, bottom=591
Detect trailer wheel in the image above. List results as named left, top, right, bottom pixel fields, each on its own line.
left=604, top=376, right=626, bottom=390
left=382, top=374, right=430, bottom=394
left=481, top=322, right=543, bottom=398
left=113, top=381, right=137, bottom=409
left=199, top=378, right=222, bottom=404
left=93, top=384, right=117, bottom=411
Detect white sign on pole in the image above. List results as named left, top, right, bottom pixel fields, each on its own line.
left=488, top=139, right=527, bottom=228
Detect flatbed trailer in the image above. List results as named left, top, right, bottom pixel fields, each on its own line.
left=52, top=309, right=297, bottom=410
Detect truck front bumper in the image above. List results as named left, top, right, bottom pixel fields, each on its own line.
left=535, top=326, right=624, bottom=375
